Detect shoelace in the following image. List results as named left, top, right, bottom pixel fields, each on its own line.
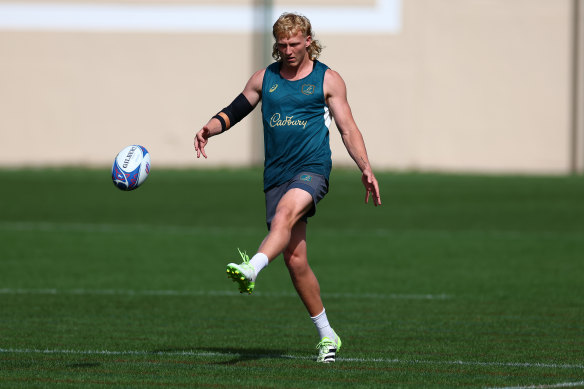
left=237, top=248, right=250, bottom=264
left=316, top=338, right=335, bottom=350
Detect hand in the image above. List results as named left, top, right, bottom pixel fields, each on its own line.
left=361, top=170, right=381, bottom=206
left=194, top=126, right=211, bottom=159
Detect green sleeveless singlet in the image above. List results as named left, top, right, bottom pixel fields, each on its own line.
left=261, top=60, right=332, bottom=191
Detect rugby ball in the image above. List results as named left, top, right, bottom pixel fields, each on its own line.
left=112, top=145, right=151, bottom=191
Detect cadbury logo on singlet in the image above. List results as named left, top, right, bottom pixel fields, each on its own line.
left=269, top=113, right=307, bottom=129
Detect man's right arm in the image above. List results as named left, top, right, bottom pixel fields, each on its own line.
left=194, top=69, right=265, bottom=159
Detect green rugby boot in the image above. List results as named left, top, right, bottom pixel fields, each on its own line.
left=316, top=331, right=342, bottom=363
left=226, top=248, right=256, bottom=294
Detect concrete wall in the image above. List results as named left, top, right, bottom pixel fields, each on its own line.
left=0, top=0, right=581, bottom=173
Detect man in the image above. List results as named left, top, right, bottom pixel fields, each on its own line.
left=194, top=12, right=381, bottom=363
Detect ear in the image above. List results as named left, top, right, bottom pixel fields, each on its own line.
left=305, top=35, right=312, bottom=48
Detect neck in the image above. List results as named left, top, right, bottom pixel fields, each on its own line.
left=280, top=56, right=314, bottom=81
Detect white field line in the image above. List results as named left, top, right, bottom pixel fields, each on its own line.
left=0, top=221, right=261, bottom=236
left=0, top=348, right=583, bottom=372
left=487, top=381, right=584, bottom=389
left=4, top=220, right=581, bottom=240
left=0, top=288, right=451, bottom=300
left=0, top=220, right=396, bottom=237
left=0, top=220, right=379, bottom=238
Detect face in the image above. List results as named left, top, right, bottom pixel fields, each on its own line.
left=276, top=30, right=311, bottom=68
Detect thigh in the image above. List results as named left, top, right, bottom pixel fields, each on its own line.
left=272, top=188, right=314, bottom=229
left=265, top=172, right=329, bottom=229
left=288, top=172, right=329, bottom=219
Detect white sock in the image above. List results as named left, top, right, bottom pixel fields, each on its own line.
left=311, top=308, right=335, bottom=341
left=249, top=252, right=269, bottom=280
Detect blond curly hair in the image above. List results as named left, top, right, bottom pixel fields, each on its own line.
left=271, top=12, right=323, bottom=61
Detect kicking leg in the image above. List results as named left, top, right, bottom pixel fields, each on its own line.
left=226, top=188, right=312, bottom=294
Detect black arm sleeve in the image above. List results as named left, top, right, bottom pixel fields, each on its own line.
left=213, top=93, right=254, bottom=133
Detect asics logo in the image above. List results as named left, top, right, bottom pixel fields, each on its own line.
left=269, top=84, right=278, bottom=93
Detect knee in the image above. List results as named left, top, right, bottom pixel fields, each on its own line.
left=271, top=207, right=294, bottom=229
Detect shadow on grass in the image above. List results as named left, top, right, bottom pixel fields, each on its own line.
left=151, top=347, right=302, bottom=365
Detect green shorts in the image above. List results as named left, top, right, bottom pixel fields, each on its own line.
left=264, top=172, right=329, bottom=230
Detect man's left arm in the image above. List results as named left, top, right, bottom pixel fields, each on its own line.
left=324, top=70, right=381, bottom=206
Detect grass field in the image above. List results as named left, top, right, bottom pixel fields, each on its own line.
left=0, top=167, right=583, bottom=388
